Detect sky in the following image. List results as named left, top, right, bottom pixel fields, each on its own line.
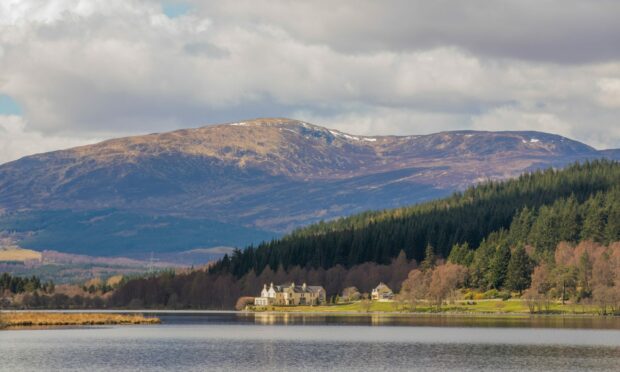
left=0, top=0, right=619, bottom=164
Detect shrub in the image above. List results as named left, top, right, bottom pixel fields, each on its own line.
left=463, top=291, right=475, bottom=300
left=483, top=289, right=500, bottom=299
left=235, top=296, right=255, bottom=311
left=498, top=291, right=512, bottom=301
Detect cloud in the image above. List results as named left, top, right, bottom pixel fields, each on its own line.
left=0, top=115, right=97, bottom=164
left=0, top=0, right=619, bottom=157
left=597, top=78, right=620, bottom=108
left=193, top=0, right=620, bottom=64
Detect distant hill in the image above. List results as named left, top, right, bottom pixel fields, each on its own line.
left=0, top=118, right=618, bottom=257
left=0, top=246, right=41, bottom=262
left=0, top=209, right=275, bottom=257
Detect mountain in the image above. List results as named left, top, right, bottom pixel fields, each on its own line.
left=0, top=118, right=618, bottom=257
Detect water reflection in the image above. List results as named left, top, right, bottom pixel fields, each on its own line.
left=230, top=311, right=620, bottom=329
left=2, top=313, right=620, bottom=371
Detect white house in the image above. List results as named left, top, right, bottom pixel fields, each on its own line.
left=254, top=282, right=326, bottom=306
left=371, top=282, right=394, bottom=301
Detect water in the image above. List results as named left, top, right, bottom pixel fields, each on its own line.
left=2, top=312, right=620, bottom=371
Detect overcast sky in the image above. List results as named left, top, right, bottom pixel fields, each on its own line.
left=1, top=0, right=619, bottom=163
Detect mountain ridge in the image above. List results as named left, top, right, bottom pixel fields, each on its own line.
left=0, top=118, right=618, bottom=257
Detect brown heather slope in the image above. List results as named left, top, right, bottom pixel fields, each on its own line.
left=0, top=118, right=617, bottom=257
left=34, top=117, right=600, bottom=181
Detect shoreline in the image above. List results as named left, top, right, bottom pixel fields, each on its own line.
left=3, top=308, right=618, bottom=318
left=244, top=310, right=620, bottom=318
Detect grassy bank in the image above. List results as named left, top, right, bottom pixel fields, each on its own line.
left=250, top=299, right=603, bottom=315
left=0, top=312, right=160, bottom=328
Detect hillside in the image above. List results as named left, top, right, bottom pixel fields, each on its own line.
left=210, top=161, right=620, bottom=277
left=0, top=118, right=618, bottom=258
left=0, top=246, right=41, bottom=262
left=113, top=160, right=620, bottom=310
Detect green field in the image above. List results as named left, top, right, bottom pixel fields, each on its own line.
left=251, top=299, right=602, bottom=315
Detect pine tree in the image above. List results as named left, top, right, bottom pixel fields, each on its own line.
left=557, top=195, right=580, bottom=243
left=489, top=244, right=511, bottom=289
left=528, top=206, right=560, bottom=254
left=581, top=193, right=607, bottom=243
left=505, top=245, right=532, bottom=294
left=578, top=251, right=593, bottom=297
left=470, top=238, right=495, bottom=289
left=508, top=207, right=535, bottom=245
left=604, top=190, right=620, bottom=244
left=420, top=244, right=436, bottom=271
left=447, top=242, right=473, bottom=266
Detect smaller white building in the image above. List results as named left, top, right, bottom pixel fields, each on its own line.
left=254, top=283, right=278, bottom=306
left=371, top=282, right=394, bottom=301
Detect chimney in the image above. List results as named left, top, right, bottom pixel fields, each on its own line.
left=302, top=283, right=307, bottom=290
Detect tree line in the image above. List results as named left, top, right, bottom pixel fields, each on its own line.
left=108, top=160, right=620, bottom=310
left=109, top=252, right=416, bottom=309
left=448, top=185, right=620, bottom=291
left=0, top=273, right=54, bottom=295
left=402, top=241, right=620, bottom=314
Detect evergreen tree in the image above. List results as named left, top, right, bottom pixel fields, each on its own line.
left=578, top=251, right=593, bottom=297
left=505, top=245, right=532, bottom=293
left=528, top=206, right=560, bottom=254
left=447, top=242, right=473, bottom=266
left=581, top=193, right=607, bottom=243
left=488, top=244, right=511, bottom=289
left=420, top=244, right=436, bottom=271
left=508, top=207, right=535, bottom=245
left=603, top=190, right=620, bottom=244
left=470, top=238, right=496, bottom=289
left=557, top=195, right=580, bottom=243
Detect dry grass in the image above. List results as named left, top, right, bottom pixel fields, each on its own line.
left=0, top=247, right=42, bottom=262
left=0, top=312, right=160, bottom=327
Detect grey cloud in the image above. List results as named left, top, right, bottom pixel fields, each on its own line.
left=0, top=0, right=619, bottom=163
left=196, top=0, right=620, bottom=64
left=184, top=42, right=229, bottom=58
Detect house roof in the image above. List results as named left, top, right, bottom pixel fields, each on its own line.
left=270, top=283, right=325, bottom=294
left=373, top=282, right=393, bottom=293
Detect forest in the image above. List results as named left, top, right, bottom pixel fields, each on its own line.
left=0, top=273, right=53, bottom=295
left=210, top=160, right=620, bottom=277
left=0, top=273, right=120, bottom=309
left=107, top=160, right=620, bottom=310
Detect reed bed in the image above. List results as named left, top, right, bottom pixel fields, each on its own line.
left=0, top=312, right=160, bottom=327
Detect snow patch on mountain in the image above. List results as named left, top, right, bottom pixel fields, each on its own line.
left=329, top=130, right=361, bottom=141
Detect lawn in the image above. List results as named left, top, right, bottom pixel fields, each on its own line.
left=251, top=299, right=601, bottom=315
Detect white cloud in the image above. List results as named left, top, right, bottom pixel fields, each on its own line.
left=0, top=115, right=97, bottom=164
left=295, top=107, right=466, bottom=137
left=597, top=78, right=620, bottom=108
left=471, top=106, right=571, bottom=136
left=0, top=0, right=619, bottom=156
